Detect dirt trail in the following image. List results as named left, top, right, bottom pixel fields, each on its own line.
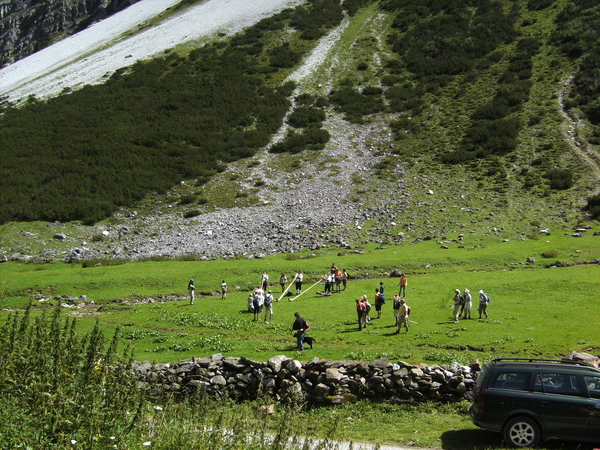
left=558, top=75, right=600, bottom=186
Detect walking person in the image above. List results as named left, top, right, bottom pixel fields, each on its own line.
left=187, top=279, right=195, bottom=305
left=220, top=280, right=228, bottom=299
left=291, top=312, right=309, bottom=350
left=395, top=298, right=410, bottom=334
left=478, top=290, right=490, bottom=319
left=264, top=290, right=274, bottom=323
left=295, top=270, right=303, bottom=295
left=398, top=273, right=408, bottom=297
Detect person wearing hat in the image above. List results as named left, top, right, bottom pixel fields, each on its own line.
left=395, top=298, right=410, bottom=334
left=452, top=289, right=462, bottom=322
left=187, top=279, right=196, bottom=305
left=264, top=290, right=274, bottom=323
left=478, top=290, right=490, bottom=319
left=462, top=289, right=472, bottom=319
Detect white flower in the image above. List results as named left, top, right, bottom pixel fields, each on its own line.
left=110, top=437, right=116, bottom=440
left=70, top=440, right=77, bottom=445
left=143, top=442, right=152, bottom=447
left=153, top=406, right=163, bottom=411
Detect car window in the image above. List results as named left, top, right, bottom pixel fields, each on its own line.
left=490, top=372, right=529, bottom=390
left=534, top=372, right=582, bottom=396
left=584, top=375, right=600, bottom=398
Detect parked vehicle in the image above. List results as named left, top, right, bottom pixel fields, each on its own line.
left=470, top=358, right=600, bottom=447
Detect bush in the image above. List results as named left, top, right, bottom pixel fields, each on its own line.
left=584, top=194, right=600, bottom=219
left=541, top=249, right=559, bottom=258
left=546, top=169, right=574, bottom=190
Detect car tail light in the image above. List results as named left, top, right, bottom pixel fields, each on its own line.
left=477, top=389, right=487, bottom=413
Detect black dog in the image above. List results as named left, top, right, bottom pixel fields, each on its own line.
left=303, top=336, right=316, bottom=349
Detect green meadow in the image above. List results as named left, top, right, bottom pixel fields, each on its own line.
left=2, top=231, right=598, bottom=365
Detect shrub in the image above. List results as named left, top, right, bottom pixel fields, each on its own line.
left=583, top=194, right=600, bottom=219
left=184, top=210, right=201, bottom=218
left=546, top=169, right=573, bottom=190
left=541, top=249, right=559, bottom=258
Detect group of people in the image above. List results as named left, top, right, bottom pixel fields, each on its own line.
left=247, top=287, right=274, bottom=322
left=355, top=277, right=411, bottom=334
left=452, top=289, right=490, bottom=322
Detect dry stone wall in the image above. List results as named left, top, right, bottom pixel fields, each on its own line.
left=133, top=354, right=480, bottom=404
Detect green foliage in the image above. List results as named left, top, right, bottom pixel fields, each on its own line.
left=545, top=169, right=574, bottom=190
left=0, top=0, right=348, bottom=225
left=584, top=193, right=600, bottom=219
left=0, top=305, right=142, bottom=448
left=329, top=86, right=385, bottom=123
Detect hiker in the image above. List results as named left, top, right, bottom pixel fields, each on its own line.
left=264, top=290, right=274, bottom=323
left=247, top=292, right=255, bottom=313
left=260, top=271, right=269, bottom=291
left=279, top=273, right=288, bottom=293
left=452, top=289, right=462, bottom=322
left=187, top=279, right=195, bottom=305
left=399, top=273, right=408, bottom=297
left=330, top=262, right=338, bottom=275
left=295, top=270, right=303, bottom=294
left=221, top=280, right=227, bottom=299
left=393, top=293, right=402, bottom=326
left=374, top=288, right=384, bottom=319
left=356, top=298, right=367, bottom=330
left=341, top=268, right=349, bottom=290
left=324, top=273, right=334, bottom=293
left=253, top=288, right=264, bottom=321
left=478, top=290, right=490, bottom=319
left=291, top=312, right=309, bottom=350
left=363, top=295, right=372, bottom=324
left=395, top=298, right=410, bottom=334
left=462, top=289, right=472, bottom=319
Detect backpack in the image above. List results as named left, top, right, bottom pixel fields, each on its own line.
left=305, top=322, right=311, bottom=329
left=393, top=298, right=401, bottom=309
left=264, top=294, right=273, bottom=306
left=485, top=293, right=491, bottom=302
left=407, top=306, right=411, bottom=316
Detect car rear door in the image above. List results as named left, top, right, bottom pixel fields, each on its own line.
left=532, top=371, right=592, bottom=438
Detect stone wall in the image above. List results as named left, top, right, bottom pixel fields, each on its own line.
left=133, top=354, right=480, bottom=404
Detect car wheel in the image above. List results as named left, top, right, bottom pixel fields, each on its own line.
left=503, top=416, right=540, bottom=448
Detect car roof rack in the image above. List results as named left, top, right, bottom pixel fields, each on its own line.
left=493, top=358, right=593, bottom=367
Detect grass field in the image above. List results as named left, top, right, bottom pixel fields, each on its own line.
left=2, top=230, right=598, bottom=365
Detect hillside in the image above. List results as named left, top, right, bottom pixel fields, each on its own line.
left=1, top=0, right=600, bottom=263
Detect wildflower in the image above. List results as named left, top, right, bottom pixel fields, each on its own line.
left=154, top=406, right=163, bottom=411
left=70, top=440, right=77, bottom=445
left=143, top=442, right=151, bottom=446
left=110, top=437, right=116, bottom=440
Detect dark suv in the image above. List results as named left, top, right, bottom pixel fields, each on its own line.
left=470, top=358, right=600, bottom=447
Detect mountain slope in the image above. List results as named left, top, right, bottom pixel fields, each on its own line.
left=0, top=0, right=599, bottom=263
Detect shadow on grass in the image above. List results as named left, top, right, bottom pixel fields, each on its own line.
left=440, top=429, right=599, bottom=450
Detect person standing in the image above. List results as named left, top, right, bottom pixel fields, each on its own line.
left=395, top=298, right=410, bottom=334
left=279, top=273, right=288, bottom=293
left=452, top=289, right=462, bottom=323
left=356, top=298, right=367, bottom=330
left=253, top=288, right=264, bottom=321
left=187, top=279, right=195, bottom=305
left=295, top=270, right=303, bottom=295
left=462, top=289, right=472, bottom=319
left=260, top=271, right=269, bottom=291
left=374, top=288, right=384, bottom=319
left=291, top=312, right=309, bottom=350
left=341, top=268, right=349, bottom=291
left=220, top=280, right=228, bottom=299
left=393, top=293, right=402, bottom=326
left=399, top=274, right=408, bottom=297
left=363, top=295, right=372, bottom=324
left=478, top=290, right=490, bottom=319
left=264, top=290, right=274, bottom=323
